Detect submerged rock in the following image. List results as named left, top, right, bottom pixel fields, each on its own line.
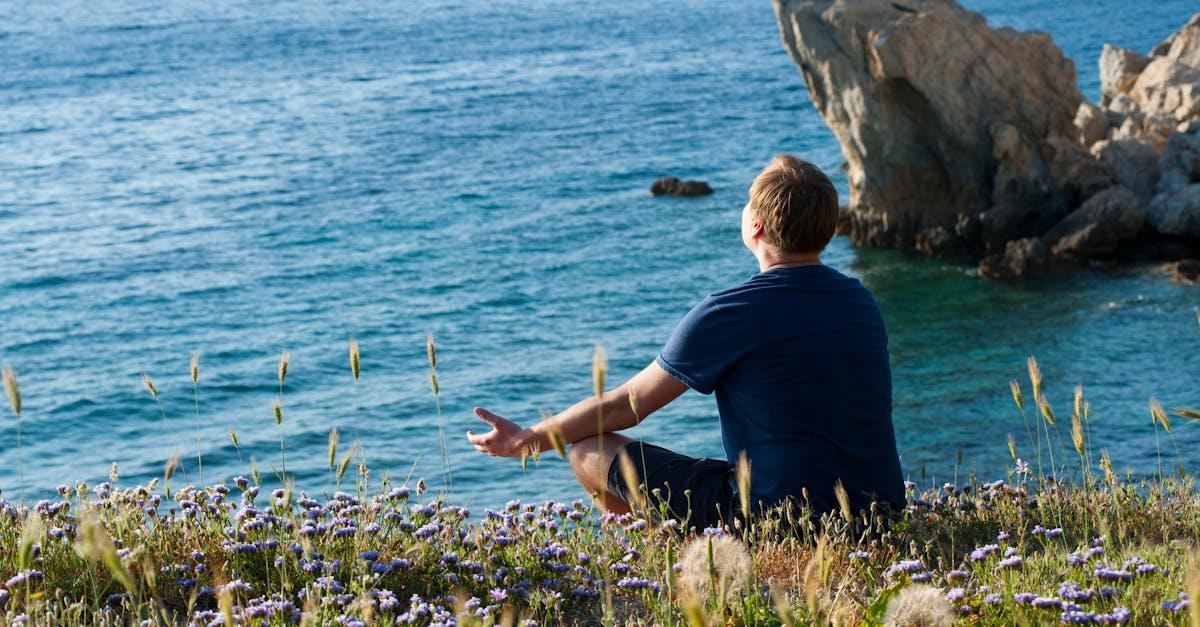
left=1158, top=258, right=1200, bottom=284
left=650, top=177, right=713, bottom=197
left=773, top=0, right=1200, bottom=278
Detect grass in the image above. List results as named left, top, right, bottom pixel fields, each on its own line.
left=0, top=338, right=1198, bottom=626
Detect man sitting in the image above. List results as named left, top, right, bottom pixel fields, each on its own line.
left=467, top=155, right=905, bottom=529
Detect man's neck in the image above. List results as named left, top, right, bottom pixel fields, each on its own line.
left=756, top=250, right=822, bottom=273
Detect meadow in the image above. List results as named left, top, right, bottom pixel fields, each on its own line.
left=1, top=326, right=1199, bottom=626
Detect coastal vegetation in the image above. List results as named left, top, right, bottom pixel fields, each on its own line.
left=1, top=327, right=1199, bottom=626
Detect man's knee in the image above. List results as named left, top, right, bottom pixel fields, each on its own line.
left=569, top=435, right=601, bottom=474
left=569, top=434, right=631, bottom=484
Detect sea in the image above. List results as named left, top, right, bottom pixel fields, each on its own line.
left=1, top=0, right=1197, bottom=509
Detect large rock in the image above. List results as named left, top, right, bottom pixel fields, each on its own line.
left=1042, top=186, right=1145, bottom=258
left=772, top=0, right=1082, bottom=252
left=1129, top=57, right=1200, bottom=121
left=1151, top=13, right=1200, bottom=68
left=1091, top=137, right=1161, bottom=199
left=1100, top=45, right=1150, bottom=104
left=1147, top=183, right=1200, bottom=239
left=1074, top=101, right=1110, bottom=146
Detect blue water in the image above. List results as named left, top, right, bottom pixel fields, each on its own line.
left=1, top=0, right=1197, bottom=509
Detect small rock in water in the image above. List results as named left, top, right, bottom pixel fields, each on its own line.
left=650, top=177, right=712, bottom=197
left=1158, top=258, right=1200, bottom=284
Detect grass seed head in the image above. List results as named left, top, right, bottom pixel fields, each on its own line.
left=1038, top=397, right=1056, bottom=427
left=273, top=399, right=283, bottom=425
left=737, top=451, right=753, bottom=520
left=142, top=372, right=158, bottom=398
left=426, top=333, right=437, bottom=369
left=1071, top=410, right=1085, bottom=457
left=164, top=451, right=181, bottom=481
left=592, top=344, right=607, bottom=398
left=1026, top=356, right=1042, bottom=402
left=3, top=366, right=21, bottom=415
left=328, top=427, right=339, bottom=470
left=833, top=479, right=851, bottom=524
left=616, top=449, right=644, bottom=510
left=190, top=354, right=199, bottom=384
left=1150, top=397, right=1171, bottom=433
left=349, top=338, right=361, bottom=381
left=278, top=350, right=290, bottom=385
left=1008, top=380, right=1023, bottom=412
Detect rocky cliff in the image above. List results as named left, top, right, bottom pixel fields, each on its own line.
left=773, top=0, right=1200, bottom=278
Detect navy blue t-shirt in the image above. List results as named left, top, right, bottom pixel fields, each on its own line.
left=656, top=264, right=904, bottom=516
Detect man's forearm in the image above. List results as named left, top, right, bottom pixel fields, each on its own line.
left=521, top=387, right=639, bottom=453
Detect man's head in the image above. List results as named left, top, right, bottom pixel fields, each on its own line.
left=741, top=155, right=839, bottom=256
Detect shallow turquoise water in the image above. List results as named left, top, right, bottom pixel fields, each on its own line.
left=0, top=0, right=1197, bottom=509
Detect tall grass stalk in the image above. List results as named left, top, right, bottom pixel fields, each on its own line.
left=592, top=344, right=607, bottom=462
left=3, top=366, right=23, bottom=504
left=276, top=351, right=289, bottom=479
left=191, top=354, right=203, bottom=486
left=143, top=372, right=186, bottom=483
left=349, top=338, right=364, bottom=468
left=427, top=333, right=451, bottom=491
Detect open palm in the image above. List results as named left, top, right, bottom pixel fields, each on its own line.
left=466, top=407, right=529, bottom=458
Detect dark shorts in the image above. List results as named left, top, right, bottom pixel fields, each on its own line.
left=605, top=441, right=737, bottom=531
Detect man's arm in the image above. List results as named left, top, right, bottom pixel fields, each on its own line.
left=467, top=360, right=687, bottom=457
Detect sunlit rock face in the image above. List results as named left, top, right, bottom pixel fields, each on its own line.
left=773, top=0, right=1200, bottom=278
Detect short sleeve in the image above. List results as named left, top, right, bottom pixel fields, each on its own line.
left=656, top=296, right=745, bottom=395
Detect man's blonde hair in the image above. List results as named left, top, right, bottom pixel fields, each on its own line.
left=748, top=155, right=839, bottom=253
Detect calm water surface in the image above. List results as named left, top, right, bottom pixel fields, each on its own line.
left=1, top=0, right=1197, bottom=508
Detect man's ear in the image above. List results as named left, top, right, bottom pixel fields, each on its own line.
left=749, top=219, right=765, bottom=240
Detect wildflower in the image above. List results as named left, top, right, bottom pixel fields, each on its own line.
left=218, top=580, right=252, bottom=595
left=1058, top=582, right=1097, bottom=602
left=911, top=572, right=933, bottom=583
left=983, top=593, right=1001, bottom=604
left=946, top=588, right=966, bottom=602
left=885, top=559, right=927, bottom=577
left=1045, top=528, right=1063, bottom=539
left=996, top=531, right=1010, bottom=541
left=946, top=569, right=969, bottom=580
left=1032, top=597, right=1062, bottom=609
left=488, top=588, right=508, bottom=602
left=1163, top=592, right=1190, bottom=612
left=849, top=550, right=870, bottom=561
left=1014, top=459, right=1030, bottom=475
left=1094, top=567, right=1133, bottom=582
left=969, top=544, right=999, bottom=561
left=998, top=555, right=1023, bottom=569
left=1013, top=593, right=1038, bottom=604
left=881, top=584, right=954, bottom=627
left=676, top=534, right=752, bottom=601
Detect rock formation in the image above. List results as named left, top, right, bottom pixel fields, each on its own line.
left=773, top=0, right=1200, bottom=278
left=650, top=177, right=713, bottom=197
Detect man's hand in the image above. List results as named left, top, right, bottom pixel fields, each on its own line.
left=466, top=407, right=532, bottom=458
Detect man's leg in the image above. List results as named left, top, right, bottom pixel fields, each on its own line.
left=569, top=433, right=633, bottom=515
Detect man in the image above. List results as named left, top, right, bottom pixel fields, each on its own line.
left=467, top=155, right=905, bottom=529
